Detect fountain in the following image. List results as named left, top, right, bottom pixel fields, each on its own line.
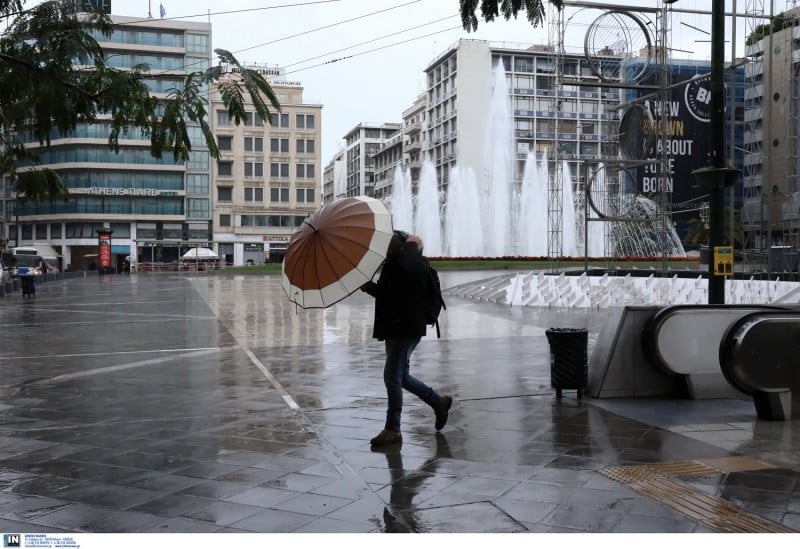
left=518, top=151, right=548, bottom=257
left=389, top=61, right=686, bottom=260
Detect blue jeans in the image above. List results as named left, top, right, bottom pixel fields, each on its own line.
left=383, top=337, right=439, bottom=432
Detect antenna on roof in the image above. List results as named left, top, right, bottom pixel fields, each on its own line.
left=148, top=0, right=152, bottom=19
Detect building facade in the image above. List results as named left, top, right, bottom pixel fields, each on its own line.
left=322, top=149, right=346, bottom=204
left=423, top=39, right=622, bottom=198
left=743, top=8, right=800, bottom=250
left=402, top=94, right=427, bottom=194
left=342, top=122, right=402, bottom=198
left=210, top=66, right=322, bottom=265
left=371, top=130, right=403, bottom=201
left=5, top=15, right=213, bottom=271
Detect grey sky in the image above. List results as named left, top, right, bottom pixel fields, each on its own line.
left=85, top=1, right=751, bottom=160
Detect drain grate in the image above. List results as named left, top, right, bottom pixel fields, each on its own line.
left=601, top=461, right=794, bottom=533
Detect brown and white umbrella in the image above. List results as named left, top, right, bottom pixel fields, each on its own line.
left=281, top=196, right=393, bottom=308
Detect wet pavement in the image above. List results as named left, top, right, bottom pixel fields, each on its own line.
left=0, top=271, right=798, bottom=533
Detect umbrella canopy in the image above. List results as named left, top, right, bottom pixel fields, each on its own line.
left=282, top=196, right=393, bottom=308
left=182, top=247, right=218, bottom=259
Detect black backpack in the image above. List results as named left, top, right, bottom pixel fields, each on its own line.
left=424, top=262, right=446, bottom=338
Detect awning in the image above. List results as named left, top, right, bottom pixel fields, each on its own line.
left=111, top=245, right=130, bottom=255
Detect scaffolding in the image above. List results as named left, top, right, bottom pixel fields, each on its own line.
left=742, top=0, right=768, bottom=261
left=547, top=2, right=677, bottom=267
left=741, top=0, right=800, bottom=275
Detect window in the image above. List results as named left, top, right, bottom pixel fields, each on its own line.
left=296, top=139, right=315, bottom=154
left=244, top=162, right=263, bottom=178
left=217, top=161, right=233, bottom=177
left=187, top=174, right=209, bottom=194
left=187, top=151, right=209, bottom=169
left=244, top=187, right=264, bottom=202
left=217, top=135, right=232, bottom=151
left=514, top=97, right=533, bottom=111
left=245, top=137, right=263, bottom=152
left=270, top=188, right=290, bottom=203
left=187, top=198, right=209, bottom=218
left=217, top=187, right=233, bottom=201
left=245, top=112, right=264, bottom=127
left=270, top=113, right=290, bottom=127
left=218, top=214, right=231, bottom=227
left=513, top=75, right=534, bottom=89
left=186, top=33, right=208, bottom=53
left=270, top=163, right=289, bottom=178
left=514, top=58, right=534, bottom=73
left=216, top=111, right=231, bottom=126
left=270, top=138, right=289, bottom=153
left=296, top=114, right=315, bottom=129
left=296, top=164, right=315, bottom=178
left=515, top=119, right=533, bottom=132
left=296, top=188, right=315, bottom=203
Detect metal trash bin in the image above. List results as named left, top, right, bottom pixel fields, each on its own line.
left=20, top=275, right=35, bottom=298
left=545, top=327, right=588, bottom=398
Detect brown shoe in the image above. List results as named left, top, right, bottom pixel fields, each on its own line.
left=370, top=429, right=402, bottom=447
left=434, top=395, right=452, bottom=431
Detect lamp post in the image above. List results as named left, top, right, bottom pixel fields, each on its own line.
left=692, top=0, right=738, bottom=304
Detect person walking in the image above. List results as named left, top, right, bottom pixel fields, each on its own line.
left=361, top=230, right=452, bottom=447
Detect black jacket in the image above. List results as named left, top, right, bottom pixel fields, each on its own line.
left=363, top=241, right=428, bottom=340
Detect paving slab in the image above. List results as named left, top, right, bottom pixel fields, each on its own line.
left=0, top=271, right=798, bottom=533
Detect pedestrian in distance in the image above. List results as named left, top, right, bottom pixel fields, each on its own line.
left=360, top=230, right=453, bottom=447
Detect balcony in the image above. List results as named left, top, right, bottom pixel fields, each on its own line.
left=405, top=140, right=421, bottom=152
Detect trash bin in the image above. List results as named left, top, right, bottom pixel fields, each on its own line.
left=19, top=275, right=35, bottom=299
left=545, top=327, right=588, bottom=399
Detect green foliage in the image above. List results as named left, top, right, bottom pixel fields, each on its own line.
left=15, top=169, right=69, bottom=205
left=744, top=14, right=800, bottom=46
left=459, top=0, right=562, bottom=32
left=0, top=0, right=281, bottom=182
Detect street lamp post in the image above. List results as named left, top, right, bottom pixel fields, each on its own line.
left=692, top=0, right=738, bottom=304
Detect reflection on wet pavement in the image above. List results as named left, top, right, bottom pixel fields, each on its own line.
left=0, top=272, right=798, bottom=533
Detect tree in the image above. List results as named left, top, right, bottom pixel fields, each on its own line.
left=12, top=169, right=68, bottom=246
left=459, top=0, right=563, bottom=32
left=0, top=0, right=281, bottom=243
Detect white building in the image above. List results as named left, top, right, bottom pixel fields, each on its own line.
left=422, top=39, right=621, bottom=196
left=342, top=122, right=402, bottom=197
left=322, top=149, right=346, bottom=204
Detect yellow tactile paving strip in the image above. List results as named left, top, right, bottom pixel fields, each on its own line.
left=601, top=457, right=795, bottom=533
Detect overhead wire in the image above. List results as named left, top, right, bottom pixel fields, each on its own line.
left=233, top=0, right=423, bottom=55
left=283, top=13, right=459, bottom=69
left=136, top=0, right=427, bottom=76
left=285, top=26, right=464, bottom=74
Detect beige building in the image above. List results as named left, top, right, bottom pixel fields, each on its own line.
left=211, top=65, right=322, bottom=264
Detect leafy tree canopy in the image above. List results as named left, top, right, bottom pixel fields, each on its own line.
left=459, top=0, right=563, bottom=32
left=0, top=0, right=281, bottom=186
